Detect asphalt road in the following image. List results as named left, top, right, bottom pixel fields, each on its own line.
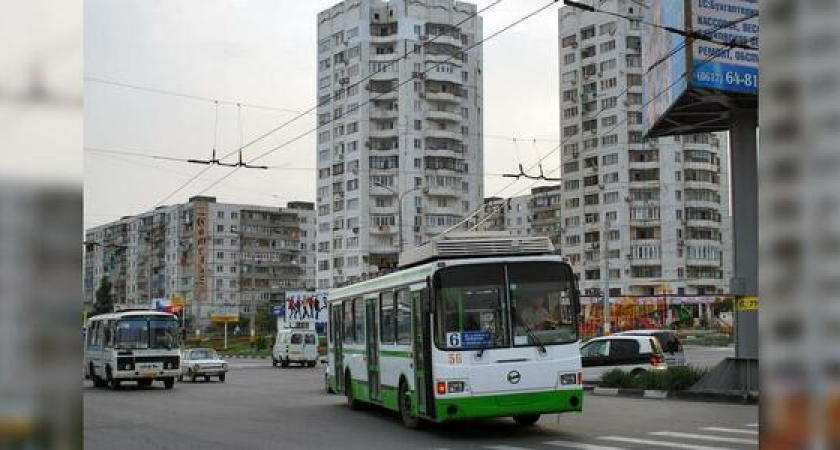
left=84, top=355, right=757, bottom=450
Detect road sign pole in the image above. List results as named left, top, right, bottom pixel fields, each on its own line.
left=224, top=322, right=228, bottom=350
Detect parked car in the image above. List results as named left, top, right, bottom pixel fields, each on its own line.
left=272, top=330, right=319, bottom=368
left=617, top=329, right=686, bottom=366
left=579, top=335, right=666, bottom=383
left=179, top=348, right=228, bottom=382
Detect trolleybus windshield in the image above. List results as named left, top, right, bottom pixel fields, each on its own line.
left=435, top=261, right=578, bottom=350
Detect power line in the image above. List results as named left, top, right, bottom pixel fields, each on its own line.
left=150, top=1, right=503, bottom=205
left=238, top=0, right=560, bottom=170
left=191, top=0, right=560, bottom=203
left=85, top=76, right=309, bottom=114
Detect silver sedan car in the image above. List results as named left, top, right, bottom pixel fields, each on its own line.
left=179, top=348, right=228, bottom=382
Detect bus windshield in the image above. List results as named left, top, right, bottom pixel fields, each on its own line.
left=114, top=316, right=179, bottom=350
left=435, top=261, right=578, bottom=350
left=508, top=262, right=577, bottom=346
left=115, top=319, right=150, bottom=349
left=435, top=264, right=508, bottom=350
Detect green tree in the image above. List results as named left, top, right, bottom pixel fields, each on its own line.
left=93, top=276, right=114, bottom=315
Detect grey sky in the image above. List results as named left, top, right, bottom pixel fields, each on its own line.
left=84, top=0, right=562, bottom=229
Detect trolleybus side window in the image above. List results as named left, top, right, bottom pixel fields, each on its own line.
left=435, top=264, right=508, bottom=349
left=380, top=291, right=396, bottom=344
left=343, top=300, right=354, bottom=344
left=396, top=289, right=412, bottom=345
left=508, top=262, right=578, bottom=346
left=353, top=297, right=365, bottom=343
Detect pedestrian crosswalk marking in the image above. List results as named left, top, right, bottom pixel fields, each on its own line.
left=700, top=426, right=759, bottom=435
left=483, top=446, right=534, bottom=450
left=599, top=436, right=735, bottom=450
left=651, top=431, right=758, bottom=445
left=544, top=440, right=627, bottom=450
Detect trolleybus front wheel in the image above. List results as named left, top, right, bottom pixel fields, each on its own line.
left=399, top=381, right=422, bottom=429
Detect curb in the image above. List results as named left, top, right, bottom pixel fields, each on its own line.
left=584, top=385, right=758, bottom=404
left=220, top=355, right=270, bottom=359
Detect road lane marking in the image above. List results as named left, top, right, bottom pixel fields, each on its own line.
left=700, top=427, right=759, bottom=435
left=599, top=436, right=734, bottom=450
left=745, top=423, right=759, bottom=427
left=650, top=431, right=758, bottom=445
left=544, top=440, right=627, bottom=449
left=483, top=446, right=534, bottom=450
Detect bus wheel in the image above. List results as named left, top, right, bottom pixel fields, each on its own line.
left=138, top=379, right=152, bottom=388
left=106, top=369, right=120, bottom=391
left=345, top=372, right=360, bottom=410
left=163, top=377, right=175, bottom=389
left=91, top=364, right=107, bottom=388
left=399, top=381, right=422, bottom=429
left=513, top=414, right=540, bottom=426
left=272, top=358, right=278, bottom=367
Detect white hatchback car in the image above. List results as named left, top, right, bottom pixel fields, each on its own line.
left=179, top=348, right=228, bottom=382
left=579, top=335, right=667, bottom=383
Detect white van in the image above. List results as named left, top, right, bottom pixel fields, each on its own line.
left=272, top=330, right=319, bottom=368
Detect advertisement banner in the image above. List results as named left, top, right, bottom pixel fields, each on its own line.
left=690, top=0, right=759, bottom=95
left=276, top=291, right=328, bottom=334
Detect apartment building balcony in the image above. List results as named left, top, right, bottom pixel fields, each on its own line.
left=425, top=204, right=462, bottom=216
left=425, top=67, right=463, bottom=85
left=683, top=160, right=720, bottom=172
left=369, top=108, right=398, bottom=120
left=371, top=33, right=399, bottom=44
left=423, top=90, right=461, bottom=103
left=425, top=128, right=463, bottom=141
left=369, top=224, right=397, bottom=235
left=684, top=179, right=720, bottom=190
left=425, top=185, right=462, bottom=197
left=685, top=257, right=721, bottom=267
left=369, top=128, right=399, bottom=139
left=366, top=84, right=398, bottom=100
left=684, top=199, right=721, bottom=210
left=425, top=52, right=463, bottom=66
left=370, top=204, right=399, bottom=215
left=426, top=109, right=462, bottom=123
left=684, top=218, right=721, bottom=229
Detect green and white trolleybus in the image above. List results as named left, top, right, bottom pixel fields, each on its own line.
left=326, top=234, right=583, bottom=427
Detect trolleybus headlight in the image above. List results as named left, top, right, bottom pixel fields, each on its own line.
left=560, top=373, right=578, bottom=385
left=164, top=362, right=172, bottom=370
left=447, top=381, right=466, bottom=394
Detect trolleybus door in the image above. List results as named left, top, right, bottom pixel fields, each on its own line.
left=331, top=304, right=344, bottom=393
left=411, top=285, right=434, bottom=418
left=365, top=295, right=381, bottom=402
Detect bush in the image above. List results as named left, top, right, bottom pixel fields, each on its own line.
left=599, top=369, right=637, bottom=388
left=598, top=365, right=709, bottom=391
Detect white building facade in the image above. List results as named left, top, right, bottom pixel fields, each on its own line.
left=316, top=0, right=484, bottom=288
left=558, top=2, right=732, bottom=296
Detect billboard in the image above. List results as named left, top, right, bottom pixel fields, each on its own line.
left=690, top=0, right=759, bottom=95
left=275, top=291, right=328, bottom=334
left=210, top=304, right=239, bottom=323
left=644, top=0, right=759, bottom=138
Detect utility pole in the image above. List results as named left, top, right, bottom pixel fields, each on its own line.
left=602, top=206, right=611, bottom=336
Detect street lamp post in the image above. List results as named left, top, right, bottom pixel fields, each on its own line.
left=371, top=181, right=427, bottom=255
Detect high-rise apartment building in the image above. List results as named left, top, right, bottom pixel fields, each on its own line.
left=558, top=2, right=732, bottom=296
left=316, top=0, right=483, bottom=288
left=479, top=185, right=563, bottom=250
left=83, top=197, right=316, bottom=328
